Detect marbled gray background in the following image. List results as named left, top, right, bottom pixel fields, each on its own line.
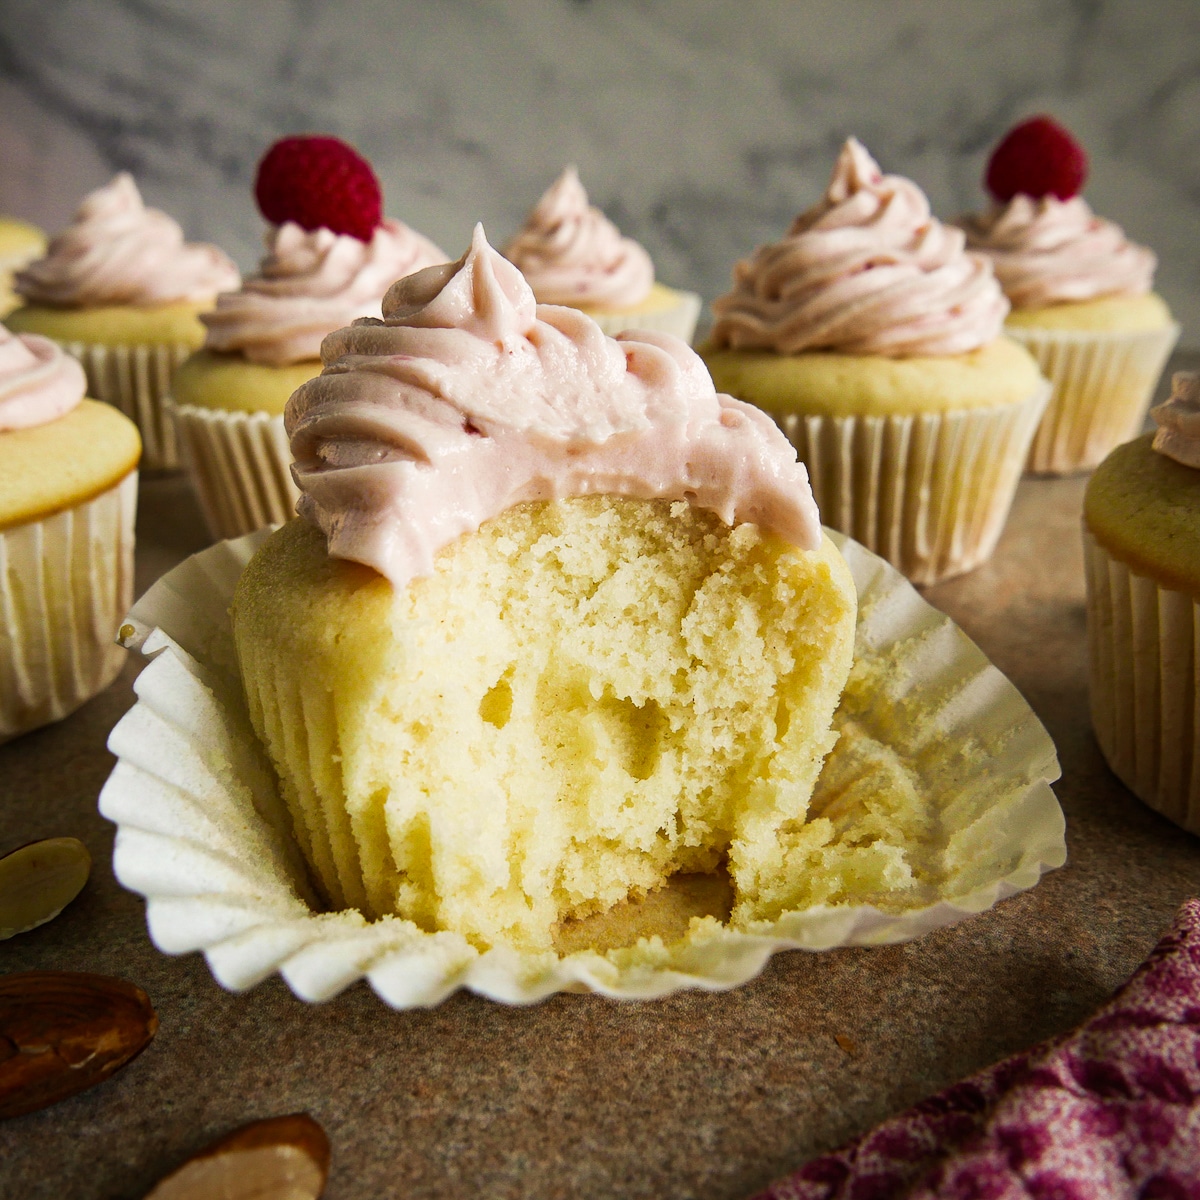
left=2, top=0, right=1199, bottom=342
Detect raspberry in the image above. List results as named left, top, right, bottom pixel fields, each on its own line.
left=985, top=116, right=1089, bottom=203
left=254, top=135, right=383, bottom=242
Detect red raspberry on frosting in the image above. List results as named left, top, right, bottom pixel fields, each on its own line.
left=985, top=116, right=1089, bottom=204
left=254, top=135, right=383, bottom=242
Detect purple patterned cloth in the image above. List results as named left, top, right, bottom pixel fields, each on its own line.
left=752, top=900, right=1200, bottom=1200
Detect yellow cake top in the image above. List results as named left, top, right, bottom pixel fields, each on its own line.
left=1084, top=433, right=1200, bottom=599
left=0, top=399, right=141, bottom=528
left=6, top=299, right=213, bottom=348
left=700, top=335, right=1043, bottom=417
left=0, top=218, right=46, bottom=265
left=1005, top=292, right=1173, bottom=334
left=171, top=348, right=320, bottom=415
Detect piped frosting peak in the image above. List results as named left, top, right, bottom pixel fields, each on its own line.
left=15, top=174, right=240, bottom=308
left=201, top=218, right=447, bottom=365
left=287, top=225, right=820, bottom=587
left=0, top=322, right=86, bottom=432
left=503, top=167, right=654, bottom=309
left=1152, top=372, right=1200, bottom=470
left=710, top=138, right=1009, bottom=357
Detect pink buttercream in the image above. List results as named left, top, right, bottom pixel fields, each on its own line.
left=1151, top=371, right=1200, bottom=470
left=287, top=225, right=821, bottom=589
left=960, top=194, right=1155, bottom=309
left=710, top=139, right=1009, bottom=357
left=0, top=322, right=86, bottom=432
left=14, top=173, right=240, bottom=308
left=201, top=218, right=447, bottom=366
left=503, top=167, right=654, bottom=309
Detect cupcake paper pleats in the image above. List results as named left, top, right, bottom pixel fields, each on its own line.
left=1085, top=529, right=1199, bottom=831
left=58, top=340, right=192, bottom=471
left=585, top=289, right=702, bottom=343
left=769, top=383, right=1049, bottom=586
left=170, top=401, right=298, bottom=540
left=99, top=527, right=1064, bottom=1006
left=1011, top=322, right=1180, bottom=475
left=0, top=471, right=137, bottom=742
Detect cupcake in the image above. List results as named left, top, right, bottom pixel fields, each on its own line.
left=960, top=117, right=1179, bottom=475
left=6, top=174, right=239, bottom=470
left=1084, top=371, right=1199, bottom=832
left=230, top=226, right=857, bottom=951
left=0, top=218, right=46, bottom=317
left=171, top=135, right=447, bottom=541
left=700, top=138, right=1048, bottom=586
left=0, top=322, right=140, bottom=741
left=504, top=167, right=701, bottom=342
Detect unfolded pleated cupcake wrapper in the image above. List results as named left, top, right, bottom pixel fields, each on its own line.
left=98, top=526, right=1064, bottom=1006
left=1009, top=323, right=1180, bottom=476
left=1084, top=530, right=1199, bottom=832
left=0, top=472, right=137, bottom=743
left=169, top=402, right=298, bottom=541
left=58, top=339, right=194, bottom=471
left=587, top=290, right=703, bottom=343
left=771, top=384, right=1049, bottom=587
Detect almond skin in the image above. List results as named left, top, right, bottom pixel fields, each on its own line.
left=0, top=970, right=158, bottom=1120
left=143, top=1113, right=331, bottom=1200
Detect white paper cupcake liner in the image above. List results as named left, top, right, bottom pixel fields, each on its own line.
left=0, top=471, right=137, bottom=742
left=770, top=383, right=1049, bottom=586
left=1084, top=528, right=1199, bottom=831
left=1008, top=322, right=1180, bottom=476
left=99, top=526, right=1064, bottom=1006
left=587, top=290, right=703, bottom=343
left=169, top=401, right=298, bottom=541
left=58, top=340, right=194, bottom=472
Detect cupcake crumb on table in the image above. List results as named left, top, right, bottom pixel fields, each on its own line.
left=171, top=134, right=447, bottom=541
left=6, top=174, right=239, bottom=470
left=700, top=137, right=1048, bottom=586
left=0, top=321, right=140, bottom=742
left=504, top=166, right=701, bottom=342
left=961, top=116, right=1179, bottom=475
left=1083, top=371, right=1199, bottom=832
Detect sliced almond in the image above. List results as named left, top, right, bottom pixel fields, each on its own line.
left=0, top=970, right=158, bottom=1120
left=0, top=837, right=91, bottom=940
left=144, top=1113, right=331, bottom=1200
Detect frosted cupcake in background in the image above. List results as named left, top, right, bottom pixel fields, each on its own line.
left=7, top=174, right=239, bottom=469
left=700, top=138, right=1048, bottom=586
left=171, top=134, right=446, bottom=540
left=504, top=166, right=701, bottom=342
left=961, top=116, right=1179, bottom=475
left=0, top=218, right=45, bottom=317
left=1084, top=371, right=1199, bottom=833
left=0, top=321, right=140, bottom=741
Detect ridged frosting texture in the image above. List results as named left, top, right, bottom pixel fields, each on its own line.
left=287, top=225, right=821, bottom=588
left=201, top=218, right=447, bottom=365
left=710, top=138, right=1008, bottom=357
left=0, top=322, right=86, bottom=431
left=503, top=167, right=654, bottom=309
left=14, top=173, right=240, bottom=308
left=1152, top=371, right=1200, bottom=470
left=961, top=195, right=1156, bottom=309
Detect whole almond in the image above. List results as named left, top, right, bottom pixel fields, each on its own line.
left=144, top=1113, right=331, bottom=1200
left=0, top=838, right=91, bottom=940
left=0, top=971, right=158, bottom=1120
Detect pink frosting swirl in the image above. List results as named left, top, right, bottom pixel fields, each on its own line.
left=201, top=218, right=447, bottom=366
left=0, top=322, right=86, bottom=432
left=14, top=173, right=240, bottom=308
left=1151, top=372, right=1200, bottom=470
left=287, top=225, right=820, bottom=588
left=503, top=167, right=654, bottom=308
left=960, top=195, right=1155, bottom=309
left=710, top=139, right=1009, bottom=357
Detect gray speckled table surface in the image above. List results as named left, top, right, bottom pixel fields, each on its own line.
left=3, top=356, right=1199, bottom=1200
